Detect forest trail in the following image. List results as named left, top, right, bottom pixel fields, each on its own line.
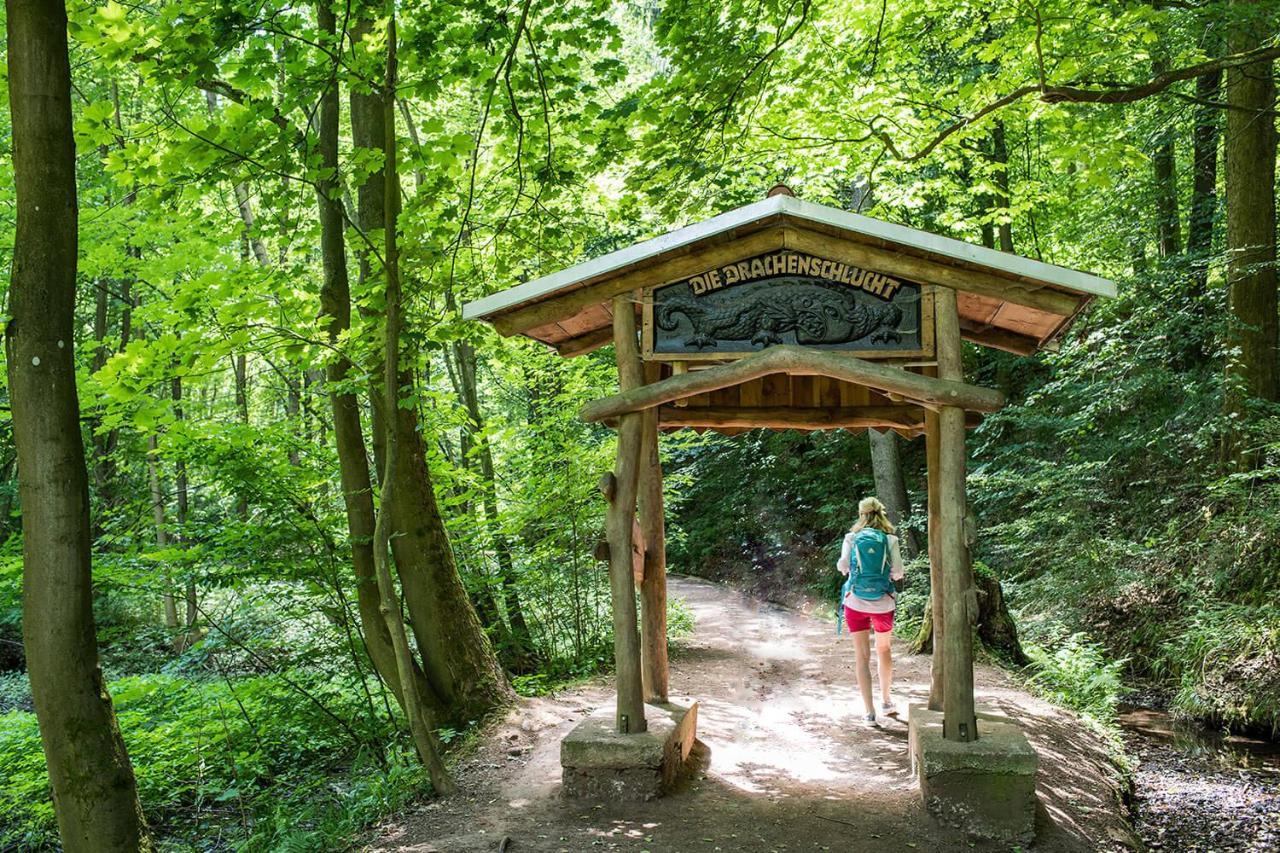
left=371, top=577, right=1137, bottom=852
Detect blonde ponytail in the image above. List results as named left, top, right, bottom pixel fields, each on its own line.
left=850, top=496, right=896, bottom=535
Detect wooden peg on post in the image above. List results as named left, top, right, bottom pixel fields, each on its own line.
left=605, top=294, right=647, bottom=734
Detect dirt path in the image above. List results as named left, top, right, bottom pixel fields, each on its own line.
left=370, top=576, right=1137, bottom=852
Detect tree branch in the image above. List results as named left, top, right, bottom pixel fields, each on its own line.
left=878, top=42, right=1280, bottom=163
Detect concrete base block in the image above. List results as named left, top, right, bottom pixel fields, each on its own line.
left=908, top=704, right=1038, bottom=845
left=560, top=698, right=698, bottom=801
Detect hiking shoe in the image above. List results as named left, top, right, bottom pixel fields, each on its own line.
left=881, top=701, right=897, bottom=716
left=862, top=712, right=878, bottom=727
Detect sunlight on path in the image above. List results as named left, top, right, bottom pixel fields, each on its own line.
left=671, top=577, right=921, bottom=798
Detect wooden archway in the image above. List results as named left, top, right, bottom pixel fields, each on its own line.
left=463, top=191, right=1114, bottom=745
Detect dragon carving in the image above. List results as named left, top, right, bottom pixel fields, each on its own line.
left=656, top=281, right=908, bottom=350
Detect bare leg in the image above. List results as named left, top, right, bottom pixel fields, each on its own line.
left=852, top=630, right=874, bottom=715
left=875, top=630, right=894, bottom=706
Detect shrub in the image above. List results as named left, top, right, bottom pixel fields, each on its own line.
left=1024, top=632, right=1125, bottom=724
left=0, top=670, right=419, bottom=849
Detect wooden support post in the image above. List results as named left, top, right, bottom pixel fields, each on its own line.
left=639, top=361, right=670, bottom=703
left=606, top=295, right=647, bottom=734
left=936, top=287, right=977, bottom=742
left=925, top=408, right=944, bottom=711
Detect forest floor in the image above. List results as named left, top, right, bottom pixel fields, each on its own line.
left=369, top=576, right=1138, bottom=853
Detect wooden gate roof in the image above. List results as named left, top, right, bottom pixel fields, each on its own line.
left=462, top=194, right=1115, bottom=358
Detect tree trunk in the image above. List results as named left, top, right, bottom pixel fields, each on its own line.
left=232, top=353, right=250, bottom=518
left=284, top=373, right=302, bottom=467
left=172, top=376, right=198, bottom=650
left=4, top=0, right=149, bottom=844
left=372, top=9, right=455, bottom=791
left=456, top=340, right=539, bottom=673
left=1153, top=137, right=1180, bottom=259
left=867, top=428, right=920, bottom=558
left=991, top=120, right=1014, bottom=253
left=1187, top=64, right=1221, bottom=284
left=148, top=434, right=179, bottom=630
left=1184, top=44, right=1222, bottom=364
left=1222, top=0, right=1278, bottom=469
left=973, top=568, right=1028, bottom=666
left=314, top=0, right=429, bottom=713
left=349, top=14, right=508, bottom=726
left=90, top=280, right=115, bottom=519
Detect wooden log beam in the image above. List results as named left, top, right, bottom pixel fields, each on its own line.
left=783, top=227, right=1081, bottom=317
left=638, top=361, right=669, bottom=704
left=581, top=345, right=1004, bottom=423
left=936, top=287, right=978, bottom=742
left=925, top=408, right=945, bottom=711
left=652, top=405, right=983, bottom=431
left=493, top=228, right=787, bottom=336
left=605, top=294, right=647, bottom=735
left=958, top=320, right=1041, bottom=356
left=556, top=325, right=615, bottom=358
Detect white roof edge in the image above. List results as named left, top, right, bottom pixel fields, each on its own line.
left=777, top=196, right=1117, bottom=299
left=463, top=195, right=1115, bottom=321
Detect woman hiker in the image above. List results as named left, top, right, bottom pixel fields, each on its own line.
left=837, top=496, right=905, bottom=726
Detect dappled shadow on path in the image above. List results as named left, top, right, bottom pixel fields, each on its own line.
left=371, top=575, right=1135, bottom=853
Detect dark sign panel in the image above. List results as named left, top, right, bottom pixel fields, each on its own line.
left=644, top=250, right=930, bottom=359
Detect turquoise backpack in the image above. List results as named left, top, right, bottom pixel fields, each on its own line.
left=836, top=528, right=894, bottom=633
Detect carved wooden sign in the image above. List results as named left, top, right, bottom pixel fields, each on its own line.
left=642, top=250, right=934, bottom=360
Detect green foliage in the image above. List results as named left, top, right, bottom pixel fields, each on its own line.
left=1159, top=605, right=1280, bottom=735
left=1024, top=633, right=1126, bottom=724
left=0, top=669, right=423, bottom=849
left=891, top=558, right=931, bottom=642
left=667, top=429, right=880, bottom=596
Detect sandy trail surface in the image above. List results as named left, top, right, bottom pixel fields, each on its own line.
left=371, top=575, right=1137, bottom=852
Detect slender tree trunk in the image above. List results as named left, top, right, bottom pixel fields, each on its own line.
left=314, top=0, right=430, bottom=713
left=171, top=376, right=198, bottom=649
left=4, top=0, right=149, bottom=844
left=1185, top=46, right=1222, bottom=364
left=1222, top=0, right=1278, bottom=468
left=148, top=434, right=179, bottom=629
left=373, top=10, right=455, bottom=791
left=90, top=281, right=116, bottom=518
left=350, top=12, right=508, bottom=725
left=867, top=429, right=920, bottom=558
left=1187, top=67, right=1222, bottom=281
left=1153, top=138, right=1180, bottom=260
left=456, top=340, right=539, bottom=672
left=284, top=374, right=302, bottom=467
left=991, top=120, right=1014, bottom=253
left=232, top=354, right=250, bottom=518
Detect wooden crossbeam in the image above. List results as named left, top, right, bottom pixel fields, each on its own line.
left=654, top=405, right=983, bottom=432
left=580, top=345, right=1004, bottom=424
left=555, top=326, right=615, bottom=357
left=957, top=320, right=1040, bottom=356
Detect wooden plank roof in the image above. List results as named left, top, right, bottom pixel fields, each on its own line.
left=463, top=194, right=1115, bottom=357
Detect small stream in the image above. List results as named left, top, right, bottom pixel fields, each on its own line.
left=1119, top=704, right=1280, bottom=851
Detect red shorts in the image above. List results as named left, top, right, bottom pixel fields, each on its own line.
left=844, top=607, right=894, bottom=634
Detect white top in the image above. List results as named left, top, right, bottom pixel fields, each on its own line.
left=462, top=195, right=1116, bottom=321
left=837, top=531, right=905, bottom=614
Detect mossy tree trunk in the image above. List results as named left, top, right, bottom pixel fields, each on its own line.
left=349, top=2, right=509, bottom=727
left=315, top=0, right=429, bottom=714
left=5, top=0, right=150, bottom=845
left=1222, top=0, right=1277, bottom=469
